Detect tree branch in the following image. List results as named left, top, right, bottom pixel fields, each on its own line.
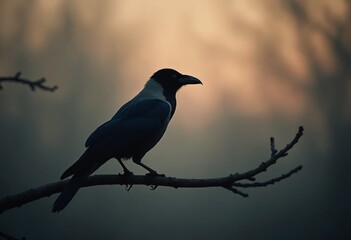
left=0, top=72, right=57, bottom=92
left=0, top=126, right=304, bottom=214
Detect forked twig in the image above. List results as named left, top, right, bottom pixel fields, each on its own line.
left=0, top=72, right=57, bottom=92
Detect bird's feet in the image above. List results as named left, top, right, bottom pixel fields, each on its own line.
left=122, top=169, right=134, bottom=176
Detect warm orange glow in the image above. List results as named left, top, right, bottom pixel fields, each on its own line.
left=0, top=0, right=349, bottom=132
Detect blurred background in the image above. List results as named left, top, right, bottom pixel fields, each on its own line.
left=0, top=0, right=350, bottom=239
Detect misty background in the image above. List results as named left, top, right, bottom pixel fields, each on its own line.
left=0, top=0, right=350, bottom=239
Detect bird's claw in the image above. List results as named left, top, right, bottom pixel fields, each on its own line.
left=125, top=184, right=133, bottom=191
left=150, top=185, right=158, bottom=190
left=122, top=170, right=134, bottom=176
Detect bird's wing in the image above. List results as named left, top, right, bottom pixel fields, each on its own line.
left=85, top=99, right=171, bottom=148
left=60, top=99, right=170, bottom=180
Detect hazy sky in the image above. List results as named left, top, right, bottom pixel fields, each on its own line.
left=0, top=1, right=350, bottom=239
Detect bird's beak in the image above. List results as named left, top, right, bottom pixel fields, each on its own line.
left=179, top=75, right=203, bottom=85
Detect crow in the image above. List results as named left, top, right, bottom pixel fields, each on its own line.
left=52, top=68, right=202, bottom=212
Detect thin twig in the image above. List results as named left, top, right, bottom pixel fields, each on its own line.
left=0, top=72, right=57, bottom=92
left=233, top=165, right=303, bottom=188
left=270, top=137, right=278, bottom=157
left=223, top=186, right=249, bottom=197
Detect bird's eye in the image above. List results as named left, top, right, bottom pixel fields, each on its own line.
left=171, top=74, right=177, bottom=80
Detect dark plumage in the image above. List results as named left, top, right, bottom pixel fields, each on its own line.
left=52, top=68, right=202, bottom=212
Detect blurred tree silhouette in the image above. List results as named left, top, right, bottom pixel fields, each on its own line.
left=192, top=1, right=351, bottom=237
left=285, top=1, right=351, bottom=236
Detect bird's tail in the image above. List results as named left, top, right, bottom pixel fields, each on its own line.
left=52, top=170, right=90, bottom=213
left=52, top=149, right=100, bottom=213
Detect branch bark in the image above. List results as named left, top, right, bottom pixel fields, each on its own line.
left=0, top=126, right=304, bottom=214
left=0, top=72, right=57, bottom=92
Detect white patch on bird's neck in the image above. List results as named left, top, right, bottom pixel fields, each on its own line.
left=135, top=78, right=166, bottom=101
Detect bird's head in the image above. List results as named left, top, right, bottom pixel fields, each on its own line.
left=151, top=68, right=202, bottom=95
